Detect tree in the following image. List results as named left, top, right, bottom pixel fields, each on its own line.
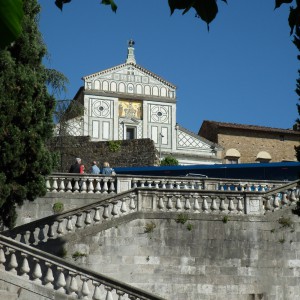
left=0, top=0, right=56, bottom=228
left=294, top=26, right=300, bottom=161
left=160, top=155, right=179, bottom=166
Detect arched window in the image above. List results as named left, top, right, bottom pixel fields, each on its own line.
left=225, top=148, right=241, bottom=164
left=102, top=80, right=109, bottom=91
left=256, top=151, right=272, bottom=163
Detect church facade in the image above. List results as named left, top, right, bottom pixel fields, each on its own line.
left=66, top=41, right=221, bottom=165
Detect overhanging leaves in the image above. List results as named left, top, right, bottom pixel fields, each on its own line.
left=0, top=0, right=23, bottom=49
left=101, top=0, right=118, bottom=13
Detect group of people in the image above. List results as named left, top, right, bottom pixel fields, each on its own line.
left=69, top=158, right=116, bottom=175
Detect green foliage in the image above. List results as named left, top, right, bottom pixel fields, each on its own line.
left=108, top=140, right=121, bottom=152
left=186, top=223, right=193, bottom=231
left=0, top=0, right=55, bottom=228
left=53, top=202, right=64, bottom=214
left=0, top=0, right=23, bottom=49
left=144, top=221, right=156, bottom=233
left=222, top=216, right=229, bottom=223
left=160, top=155, right=179, bottom=166
left=72, top=251, right=87, bottom=261
left=175, top=213, right=188, bottom=224
left=278, top=217, right=293, bottom=228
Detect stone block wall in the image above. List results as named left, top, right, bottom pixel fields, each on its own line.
left=48, top=137, right=159, bottom=172
left=218, top=129, right=299, bottom=163
left=57, top=210, right=300, bottom=300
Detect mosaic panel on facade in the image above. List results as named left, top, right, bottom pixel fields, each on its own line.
left=178, top=130, right=210, bottom=149
left=149, top=104, right=170, bottom=124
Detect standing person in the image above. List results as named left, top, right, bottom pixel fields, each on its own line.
left=69, top=158, right=81, bottom=173
left=102, top=162, right=116, bottom=175
left=80, top=164, right=85, bottom=174
left=90, top=161, right=100, bottom=174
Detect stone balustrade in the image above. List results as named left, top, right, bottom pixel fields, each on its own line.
left=47, top=173, right=286, bottom=194
left=0, top=235, right=164, bottom=300
left=5, top=180, right=299, bottom=247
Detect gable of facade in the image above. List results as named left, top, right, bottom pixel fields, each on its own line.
left=199, top=120, right=300, bottom=163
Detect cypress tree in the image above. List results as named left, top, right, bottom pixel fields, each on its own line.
left=0, top=0, right=55, bottom=228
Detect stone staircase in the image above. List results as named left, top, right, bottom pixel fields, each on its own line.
left=0, top=175, right=299, bottom=300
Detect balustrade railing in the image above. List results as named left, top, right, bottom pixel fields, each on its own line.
left=5, top=180, right=300, bottom=247
left=47, top=173, right=287, bottom=195
left=0, top=235, right=164, bottom=300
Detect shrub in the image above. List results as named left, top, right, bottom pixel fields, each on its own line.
left=160, top=155, right=178, bottom=166
left=53, top=202, right=64, bottom=214
left=175, top=213, right=188, bottom=224
left=108, top=141, right=121, bottom=152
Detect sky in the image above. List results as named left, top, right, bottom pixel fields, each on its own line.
left=39, top=0, right=299, bottom=134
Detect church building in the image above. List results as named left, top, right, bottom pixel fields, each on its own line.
left=66, top=40, right=222, bottom=165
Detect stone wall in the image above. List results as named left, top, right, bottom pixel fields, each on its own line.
left=48, top=137, right=159, bottom=172
left=52, top=209, right=300, bottom=300
left=218, top=129, right=299, bottom=163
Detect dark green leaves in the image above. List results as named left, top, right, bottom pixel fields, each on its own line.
left=274, top=0, right=293, bottom=9
left=55, top=0, right=72, bottom=11
left=101, top=0, right=118, bottom=13
left=288, top=5, right=300, bottom=35
left=0, top=0, right=23, bottom=49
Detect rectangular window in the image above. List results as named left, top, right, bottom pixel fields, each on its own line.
left=126, top=127, right=136, bottom=140
left=227, top=158, right=238, bottom=164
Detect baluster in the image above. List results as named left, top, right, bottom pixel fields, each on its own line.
left=20, top=253, right=30, bottom=279
left=147, top=181, right=152, bottom=188
left=32, top=258, right=43, bottom=284
left=129, top=196, right=136, bottom=210
left=105, top=287, right=114, bottom=300
left=290, top=189, right=297, bottom=202
left=166, top=195, right=173, bottom=210
left=0, top=245, right=6, bottom=268
left=38, top=225, right=46, bottom=243
left=66, top=178, right=72, bottom=193
left=154, top=181, right=160, bottom=189
left=175, top=195, right=182, bottom=210
left=237, top=197, right=244, bottom=213
left=52, top=177, right=58, bottom=193
left=158, top=196, right=165, bottom=210
left=196, top=181, right=202, bottom=190
left=68, top=272, right=79, bottom=297
left=254, top=184, right=259, bottom=192
left=260, top=185, right=266, bottom=192
left=44, top=262, right=55, bottom=288
left=120, top=198, right=128, bottom=213
left=92, top=282, right=101, bottom=300
left=202, top=196, right=208, bottom=212
left=56, top=267, right=67, bottom=293
left=116, top=290, right=125, bottom=300
left=80, top=277, right=90, bottom=298
left=66, top=216, right=73, bottom=232
left=109, top=179, right=116, bottom=194
left=8, top=249, right=18, bottom=273
left=102, top=204, right=110, bottom=219
left=132, top=180, right=137, bottom=189
left=168, top=181, right=174, bottom=189
left=95, top=179, right=101, bottom=194
left=234, top=184, right=239, bottom=191
left=273, top=194, right=280, bottom=208
left=282, top=192, right=288, bottom=205
left=182, top=181, right=188, bottom=189
left=184, top=196, right=191, bottom=210
left=80, top=179, right=87, bottom=193
left=193, top=195, right=200, bottom=211
left=220, top=184, right=225, bottom=191
left=175, top=181, right=181, bottom=190
left=46, top=178, right=51, bottom=192
left=228, top=197, right=236, bottom=212
left=161, top=180, right=167, bottom=189
left=240, top=184, right=245, bottom=192
left=210, top=196, right=218, bottom=211
left=94, top=207, right=101, bottom=222
left=73, top=179, right=80, bottom=193
left=219, top=197, right=226, bottom=211
left=140, top=180, right=145, bottom=188
left=102, top=179, right=109, bottom=194
left=47, top=223, right=55, bottom=239
left=87, top=178, right=94, bottom=193
left=264, top=196, right=272, bottom=211
left=85, top=211, right=92, bottom=225
left=76, top=213, right=83, bottom=228
left=59, top=178, right=66, bottom=193
left=57, top=219, right=64, bottom=235
left=111, top=202, right=119, bottom=216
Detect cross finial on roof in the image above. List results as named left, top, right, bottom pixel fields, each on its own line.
left=126, top=39, right=136, bottom=64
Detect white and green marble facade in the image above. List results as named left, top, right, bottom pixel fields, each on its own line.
left=69, top=41, right=221, bottom=165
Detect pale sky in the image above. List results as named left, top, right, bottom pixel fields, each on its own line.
left=39, top=0, right=299, bottom=133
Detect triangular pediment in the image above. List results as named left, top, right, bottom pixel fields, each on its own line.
left=82, top=63, right=176, bottom=99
